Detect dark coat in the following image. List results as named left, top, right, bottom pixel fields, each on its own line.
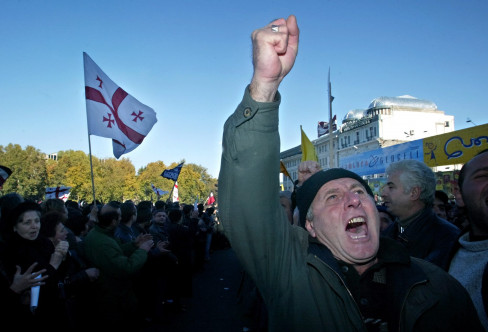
left=83, top=224, right=147, bottom=325
left=3, top=233, right=69, bottom=330
left=219, top=86, right=483, bottom=331
left=382, top=208, right=460, bottom=270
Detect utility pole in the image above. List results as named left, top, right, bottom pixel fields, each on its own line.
left=328, top=67, right=335, bottom=168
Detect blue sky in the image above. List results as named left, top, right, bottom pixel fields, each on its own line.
left=1, top=0, right=487, bottom=178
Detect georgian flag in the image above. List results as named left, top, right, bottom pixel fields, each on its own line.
left=45, top=186, right=71, bottom=201
left=317, top=115, right=337, bottom=138
left=172, top=182, right=179, bottom=202
left=206, top=192, right=215, bottom=205
left=84, top=52, right=157, bottom=158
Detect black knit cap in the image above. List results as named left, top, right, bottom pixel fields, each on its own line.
left=296, top=168, right=374, bottom=228
left=5, top=200, right=42, bottom=230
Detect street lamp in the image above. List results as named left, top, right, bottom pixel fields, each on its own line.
left=466, top=118, right=477, bottom=126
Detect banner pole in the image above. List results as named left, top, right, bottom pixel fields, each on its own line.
left=167, top=182, right=175, bottom=204
left=87, top=134, right=96, bottom=204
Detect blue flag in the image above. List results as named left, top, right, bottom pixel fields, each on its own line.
left=161, top=162, right=184, bottom=181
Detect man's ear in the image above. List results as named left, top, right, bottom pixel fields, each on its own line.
left=305, top=220, right=316, bottom=238
left=410, top=186, right=421, bottom=200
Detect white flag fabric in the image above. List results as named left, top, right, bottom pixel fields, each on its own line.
left=151, top=183, right=168, bottom=197
left=84, top=52, right=157, bottom=158
left=45, top=186, right=71, bottom=200
left=172, top=182, right=179, bottom=203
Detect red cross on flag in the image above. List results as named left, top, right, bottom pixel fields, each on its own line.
left=84, top=52, right=157, bottom=158
left=172, top=182, right=179, bottom=203
left=45, top=186, right=71, bottom=201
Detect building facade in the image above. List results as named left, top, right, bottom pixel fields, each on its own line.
left=280, top=95, right=455, bottom=191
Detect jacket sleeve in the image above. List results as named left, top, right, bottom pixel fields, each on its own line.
left=218, top=86, right=305, bottom=299
left=100, top=238, right=147, bottom=278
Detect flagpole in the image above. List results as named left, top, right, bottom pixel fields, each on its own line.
left=328, top=67, right=335, bottom=168
left=167, top=181, right=175, bottom=204
left=84, top=54, right=97, bottom=205
left=87, top=134, right=97, bottom=204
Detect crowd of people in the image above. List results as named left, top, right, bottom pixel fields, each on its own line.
left=1, top=13, right=487, bottom=332
left=0, top=191, right=220, bottom=331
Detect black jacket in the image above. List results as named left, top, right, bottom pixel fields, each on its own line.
left=382, top=207, right=460, bottom=270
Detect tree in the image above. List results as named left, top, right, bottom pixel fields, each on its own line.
left=92, top=157, right=136, bottom=203
left=48, top=150, right=93, bottom=202
left=0, top=144, right=47, bottom=201
left=137, top=161, right=170, bottom=202
left=1, top=143, right=218, bottom=205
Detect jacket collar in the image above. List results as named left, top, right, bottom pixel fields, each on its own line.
left=307, top=236, right=412, bottom=278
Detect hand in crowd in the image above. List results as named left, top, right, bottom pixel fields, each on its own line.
left=135, top=233, right=154, bottom=252
left=156, top=240, right=171, bottom=253
left=135, top=233, right=153, bottom=247
left=249, top=15, right=299, bottom=102
left=50, top=240, right=69, bottom=269
left=297, top=160, right=321, bottom=186
left=9, top=262, right=48, bottom=294
left=138, top=238, right=154, bottom=252
left=84, top=267, right=100, bottom=282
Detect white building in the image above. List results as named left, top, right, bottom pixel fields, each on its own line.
left=281, top=95, right=455, bottom=191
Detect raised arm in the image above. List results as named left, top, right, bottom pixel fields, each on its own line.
left=249, top=15, right=299, bottom=102
left=219, top=15, right=302, bottom=292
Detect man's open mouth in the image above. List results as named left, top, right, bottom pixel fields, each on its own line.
left=346, top=217, right=368, bottom=239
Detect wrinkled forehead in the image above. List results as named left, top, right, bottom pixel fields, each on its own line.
left=315, top=177, right=367, bottom=196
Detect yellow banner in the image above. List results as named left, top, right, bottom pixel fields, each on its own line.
left=423, top=123, right=488, bottom=167
left=300, top=126, right=318, bottom=162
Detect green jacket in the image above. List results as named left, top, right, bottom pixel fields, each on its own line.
left=219, top=86, right=483, bottom=331
left=84, top=223, right=148, bottom=317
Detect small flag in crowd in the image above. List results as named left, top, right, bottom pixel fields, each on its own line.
left=317, top=115, right=337, bottom=138
left=206, top=192, right=215, bottom=205
left=45, top=186, right=71, bottom=202
left=172, top=182, right=179, bottom=203
left=151, top=183, right=168, bottom=197
left=161, top=162, right=184, bottom=181
left=84, top=52, right=158, bottom=158
left=194, top=196, right=199, bottom=211
left=300, top=126, right=318, bottom=162
left=0, top=165, right=12, bottom=189
left=280, top=161, right=291, bottom=179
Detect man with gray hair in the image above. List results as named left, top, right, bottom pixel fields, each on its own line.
left=381, top=159, right=460, bottom=270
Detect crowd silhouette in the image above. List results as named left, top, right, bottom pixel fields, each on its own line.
left=0, top=192, right=223, bottom=331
